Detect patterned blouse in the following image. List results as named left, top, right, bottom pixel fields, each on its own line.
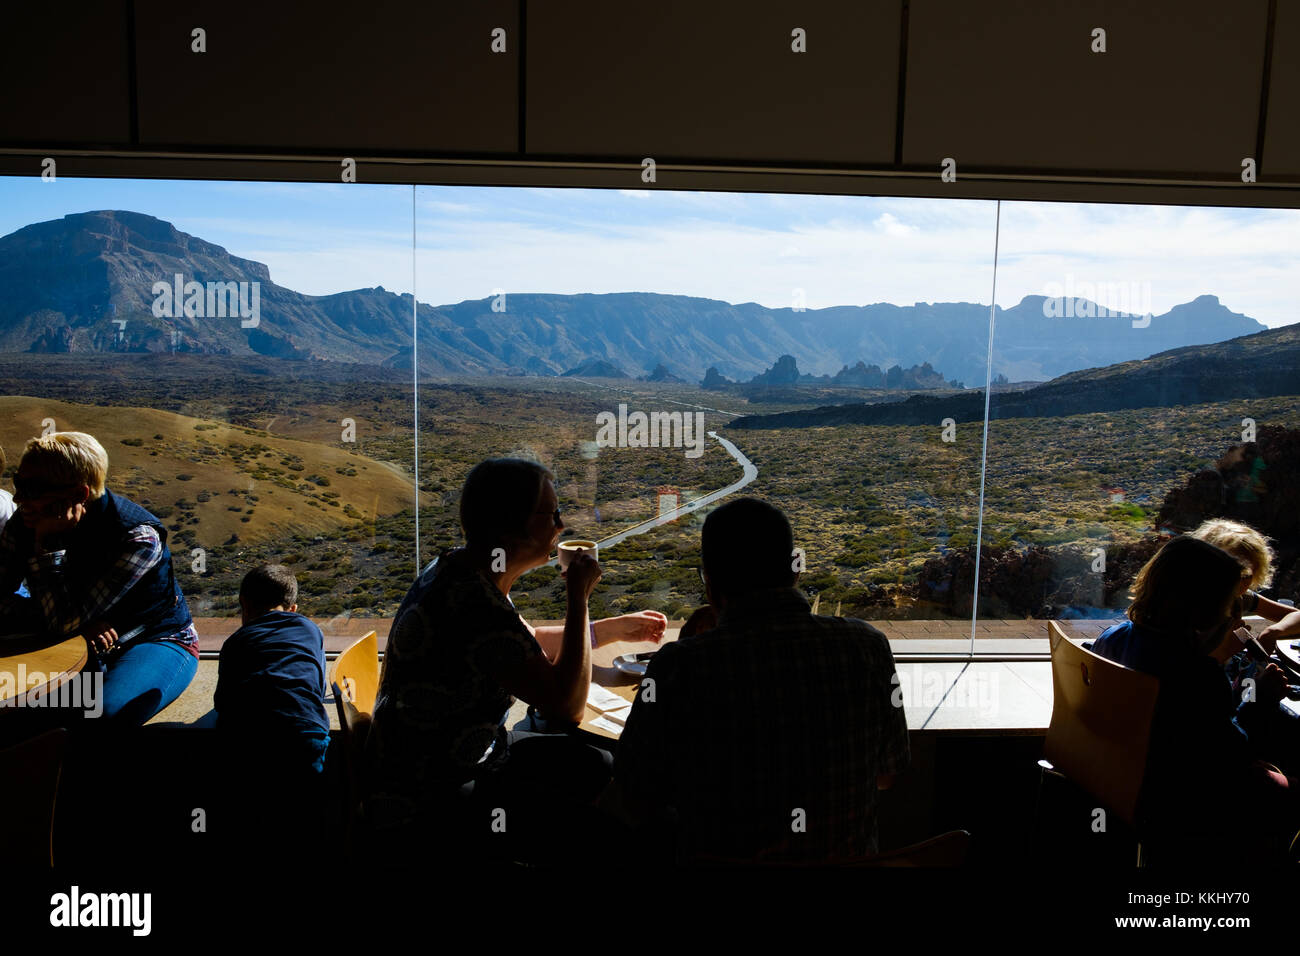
left=364, top=548, right=542, bottom=830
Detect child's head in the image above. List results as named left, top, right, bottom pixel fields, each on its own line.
left=239, top=564, right=299, bottom=624
left=1188, top=518, right=1274, bottom=593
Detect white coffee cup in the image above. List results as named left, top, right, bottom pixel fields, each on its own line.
left=557, top=539, right=598, bottom=570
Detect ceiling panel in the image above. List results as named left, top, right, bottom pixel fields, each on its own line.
left=0, top=2, right=131, bottom=146
left=903, top=0, right=1269, bottom=177
left=1263, top=0, right=1300, bottom=179
left=527, top=0, right=901, bottom=165
left=134, top=0, right=519, bottom=154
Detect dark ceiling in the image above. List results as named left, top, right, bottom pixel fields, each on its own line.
left=0, top=0, right=1296, bottom=207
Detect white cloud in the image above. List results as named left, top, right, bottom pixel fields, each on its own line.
left=874, top=212, right=919, bottom=237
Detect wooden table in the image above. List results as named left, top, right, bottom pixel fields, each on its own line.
left=574, top=627, right=1061, bottom=740
left=577, top=630, right=676, bottom=740
left=0, top=634, right=87, bottom=709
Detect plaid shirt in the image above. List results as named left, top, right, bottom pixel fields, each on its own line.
left=615, top=587, right=909, bottom=863
left=0, top=520, right=199, bottom=654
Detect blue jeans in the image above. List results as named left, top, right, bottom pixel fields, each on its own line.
left=100, top=639, right=198, bottom=726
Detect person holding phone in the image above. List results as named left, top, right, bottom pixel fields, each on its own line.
left=1188, top=519, right=1300, bottom=775
left=0, top=432, right=198, bottom=725
left=1091, top=535, right=1300, bottom=862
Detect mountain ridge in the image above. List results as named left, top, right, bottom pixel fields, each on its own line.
left=728, top=322, right=1300, bottom=430
left=0, top=210, right=1270, bottom=384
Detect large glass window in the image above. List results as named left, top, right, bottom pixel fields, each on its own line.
left=983, top=202, right=1300, bottom=646
left=0, top=181, right=416, bottom=631
left=2, top=179, right=1295, bottom=658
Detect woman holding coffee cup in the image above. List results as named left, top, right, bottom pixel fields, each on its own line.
left=366, top=457, right=664, bottom=864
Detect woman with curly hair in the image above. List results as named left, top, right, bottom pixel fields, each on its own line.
left=1092, top=535, right=1300, bottom=862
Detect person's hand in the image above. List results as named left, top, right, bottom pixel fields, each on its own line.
left=679, top=604, right=718, bottom=638
left=1258, top=662, right=1287, bottom=706
left=596, top=610, right=668, bottom=647
left=86, top=620, right=119, bottom=656
left=562, top=551, right=602, bottom=603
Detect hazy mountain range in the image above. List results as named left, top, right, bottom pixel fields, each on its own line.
left=0, top=210, right=1269, bottom=386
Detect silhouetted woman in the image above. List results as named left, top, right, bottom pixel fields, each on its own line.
left=365, top=458, right=664, bottom=864
left=1092, top=535, right=1300, bottom=862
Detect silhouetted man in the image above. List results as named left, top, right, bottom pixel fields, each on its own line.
left=603, top=498, right=909, bottom=863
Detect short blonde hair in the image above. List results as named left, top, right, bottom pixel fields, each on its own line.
left=20, top=432, right=109, bottom=499
left=1188, top=518, right=1274, bottom=590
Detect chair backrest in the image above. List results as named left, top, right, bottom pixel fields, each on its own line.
left=1045, top=621, right=1160, bottom=827
left=0, top=728, right=68, bottom=868
left=856, top=829, right=971, bottom=867
left=328, top=631, right=378, bottom=856
left=329, top=630, right=380, bottom=716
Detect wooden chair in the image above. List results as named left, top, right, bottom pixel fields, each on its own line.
left=328, top=631, right=379, bottom=857
left=330, top=629, right=380, bottom=716
left=855, top=829, right=971, bottom=867
left=0, top=728, right=68, bottom=868
left=1037, top=621, right=1159, bottom=863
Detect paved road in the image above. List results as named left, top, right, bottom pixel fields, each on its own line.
left=592, top=431, right=758, bottom=550
left=545, top=429, right=758, bottom=565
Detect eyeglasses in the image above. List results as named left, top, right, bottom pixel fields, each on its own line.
left=536, top=508, right=563, bottom=527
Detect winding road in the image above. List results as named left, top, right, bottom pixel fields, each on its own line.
left=590, top=430, right=758, bottom=551
left=543, top=426, right=759, bottom=568
left=537, top=378, right=759, bottom=565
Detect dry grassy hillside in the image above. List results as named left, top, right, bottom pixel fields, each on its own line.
left=0, top=396, right=420, bottom=548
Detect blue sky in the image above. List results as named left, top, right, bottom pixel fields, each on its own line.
left=1, top=176, right=1297, bottom=327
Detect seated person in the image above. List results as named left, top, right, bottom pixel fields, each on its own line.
left=0, top=432, right=197, bottom=725
left=215, top=564, right=329, bottom=773
left=365, top=457, right=665, bottom=865
left=214, top=564, right=329, bottom=855
left=1092, top=535, right=1300, bottom=861
left=603, top=498, right=910, bottom=864
left=1190, top=517, right=1300, bottom=650
left=0, top=443, right=14, bottom=538
left=1189, top=519, right=1300, bottom=773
